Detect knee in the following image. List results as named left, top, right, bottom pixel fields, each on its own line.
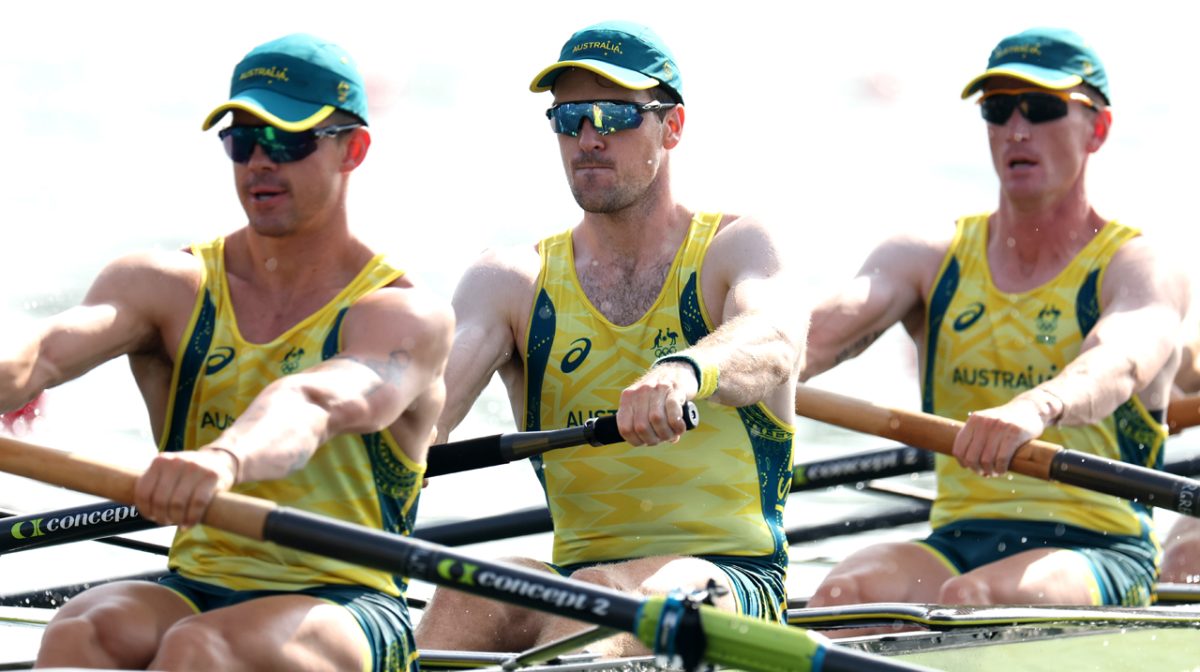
left=938, top=575, right=992, bottom=605
left=566, top=566, right=624, bottom=592
left=808, top=574, right=866, bottom=607
left=153, top=618, right=234, bottom=668
left=39, top=608, right=148, bottom=667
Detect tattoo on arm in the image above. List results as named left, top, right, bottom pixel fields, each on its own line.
left=834, top=330, right=885, bottom=366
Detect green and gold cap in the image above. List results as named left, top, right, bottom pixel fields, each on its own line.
left=201, top=33, right=368, bottom=132
left=961, top=27, right=1109, bottom=104
left=530, top=20, right=683, bottom=104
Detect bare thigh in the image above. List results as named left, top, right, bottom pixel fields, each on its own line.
left=808, top=541, right=955, bottom=607
left=941, top=547, right=1102, bottom=605
left=37, top=580, right=196, bottom=668
left=151, top=593, right=370, bottom=672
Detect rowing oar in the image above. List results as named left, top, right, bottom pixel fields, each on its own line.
left=795, top=385, right=1200, bottom=518
left=0, top=435, right=931, bottom=672
left=0, top=407, right=697, bottom=557
left=425, top=401, right=698, bottom=477
left=1168, top=395, right=1200, bottom=434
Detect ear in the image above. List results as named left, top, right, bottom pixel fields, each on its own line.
left=343, top=127, right=371, bottom=170
left=1088, top=109, right=1112, bottom=152
left=663, top=105, right=685, bottom=149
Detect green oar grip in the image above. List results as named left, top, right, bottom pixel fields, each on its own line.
left=637, top=596, right=935, bottom=672
left=637, top=597, right=824, bottom=671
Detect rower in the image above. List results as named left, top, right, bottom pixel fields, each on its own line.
left=799, top=27, right=1190, bottom=613
left=415, top=20, right=804, bottom=657
left=0, top=34, right=453, bottom=671
left=1162, top=332, right=1200, bottom=584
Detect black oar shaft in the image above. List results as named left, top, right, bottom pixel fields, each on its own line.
left=424, top=402, right=698, bottom=477
left=265, top=507, right=644, bottom=627
left=792, top=446, right=933, bottom=492
left=0, top=501, right=156, bottom=554
left=1050, top=450, right=1200, bottom=516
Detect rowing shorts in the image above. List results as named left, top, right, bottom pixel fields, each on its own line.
left=917, top=519, right=1158, bottom=606
left=157, top=572, right=416, bottom=672
left=549, top=554, right=786, bottom=622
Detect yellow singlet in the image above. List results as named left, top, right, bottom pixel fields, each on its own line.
left=924, top=215, right=1166, bottom=537
left=524, top=213, right=795, bottom=569
left=159, top=238, right=424, bottom=595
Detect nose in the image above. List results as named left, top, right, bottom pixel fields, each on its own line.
left=575, top=119, right=605, bottom=150
left=1005, top=107, right=1034, bottom=142
left=245, top=142, right=278, bottom=169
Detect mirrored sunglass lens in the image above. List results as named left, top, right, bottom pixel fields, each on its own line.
left=980, top=96, right=1017, bottom=125
left=550, top=102, right=645, bottom=136
left=218, top=127, right=319, bottom=163
left=1019, top=93, right=1069, bottom=123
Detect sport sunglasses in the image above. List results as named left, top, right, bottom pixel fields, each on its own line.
left=546, top=100, right=677, bottom=136
left=978, top=88, right=1096, bottom=125
left=217, top=123, right=363, bottom=164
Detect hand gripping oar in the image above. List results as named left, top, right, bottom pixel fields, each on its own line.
left=795, top=385, right=1200, bottom=518
left=0, top=435, right=932, bottom=672
left=425, top=401, right=699, bottom=477
left=0, top=407, right=699, bottom=556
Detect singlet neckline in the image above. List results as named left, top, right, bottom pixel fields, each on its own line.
left=211, top=238, right=389, bottom=346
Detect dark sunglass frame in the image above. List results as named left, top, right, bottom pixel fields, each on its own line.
left=978, top=88, right=1096, bottom=125
left=545, top=100, right=676, bottom=137
left=218, top=123, right=363, bottom=164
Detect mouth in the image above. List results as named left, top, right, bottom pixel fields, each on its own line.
left=1007, top=157, right=1039, bottom=170
left=248, top=184, right=287, bottom=202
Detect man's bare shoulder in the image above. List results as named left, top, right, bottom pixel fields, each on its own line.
left=84, top=248, right=204, bottom=304
left=351, top=280, right=455, bottom=343
left=453, top=244, right=542, bottom=309
left=1105, top=233, right=1191, bottom=310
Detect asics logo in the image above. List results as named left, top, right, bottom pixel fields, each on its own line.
left=561, top=338, right=592, bottom=373
left=205, top=346, right=236, bottom=375
left=953, top=303, right=986, bottom=332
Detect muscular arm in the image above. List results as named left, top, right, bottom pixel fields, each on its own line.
left=436, top=247, right=538, bottom=442
left=956, top=238, right=1191, bottom=474
left=801, top=233, right=945, bottom=382
left=0, top=252, right=192, bottom=411
left=136, top=286, right=454, bottom=526
left=618, top=215, right=805, bottom=443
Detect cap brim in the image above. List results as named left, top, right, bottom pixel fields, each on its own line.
left=960, top=64, right=1084, bottom=99
left=200, top=88, right=336, bottom=131
left=529, top=59, right=660, bottom=93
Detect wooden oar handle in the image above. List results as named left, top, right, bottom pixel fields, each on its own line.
left=0, top=434, right=273, bottom=542
left=794, top=385, right=1059, bottom=479
left=1168, top=396, right=1200, bottom=434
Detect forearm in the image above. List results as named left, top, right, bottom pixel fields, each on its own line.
left=678, top=312, right=798, bottom=407
left=208, top=381, right=331, bottom=482
left=1020, top=350, right=1142, bottom=427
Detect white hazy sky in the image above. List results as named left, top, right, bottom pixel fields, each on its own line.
left=3, top=0, right=1199, bottom=452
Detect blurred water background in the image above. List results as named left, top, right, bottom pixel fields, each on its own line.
left=2, top=0, right=1199, bottom=600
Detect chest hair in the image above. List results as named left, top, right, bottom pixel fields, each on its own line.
left=576, top=257, right=672, bottom=327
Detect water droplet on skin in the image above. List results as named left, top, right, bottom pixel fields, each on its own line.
left=1006, top=237, right=1016, bottom=248
left=265, top=257, right=278, bottom=272
left=830, top=586, right=843, bottom=598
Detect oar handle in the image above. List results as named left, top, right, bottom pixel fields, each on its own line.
left=0, top=434, right=275, bottom=540
left=1168, top=395, right=1200, bottom=434
left=795, top=385, right=1200, bottom=517
left=425, top=401, right=699, bottom=477
left=794, top=385, right=1060, bottom=477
